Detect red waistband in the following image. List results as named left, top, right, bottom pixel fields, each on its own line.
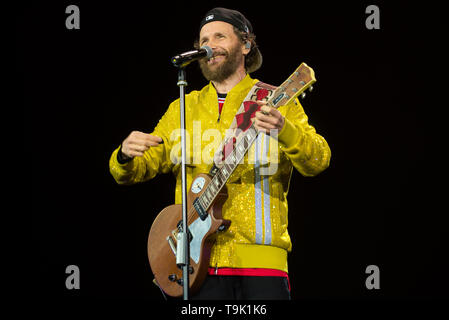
left=208, top=267, right=288, bottom=278
left=207, top=267, right=290, bottom=291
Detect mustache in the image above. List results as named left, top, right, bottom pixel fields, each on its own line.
left=209, top=48, right=228, bottom=59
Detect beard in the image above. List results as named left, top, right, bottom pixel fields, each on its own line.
left=198, top=42, right=244, bottom=83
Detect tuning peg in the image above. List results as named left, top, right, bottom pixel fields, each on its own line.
left=301, top=92, right=306, bottom=99
left=309, top=86, right=313, bottom=92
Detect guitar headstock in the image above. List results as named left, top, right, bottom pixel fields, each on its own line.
left=269, top=62, right=316, bottom=108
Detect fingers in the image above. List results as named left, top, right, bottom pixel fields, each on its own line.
left=136, top=138, right=162, bottom=148
left=122, top=131, right=163, bottom=159
left=254, top=102, right=284, bottom=133
left=124, top=147, right=145, bottom=158
left=130, top=131, right=163, bottom=145
left=255, top=100, right=269, bottom=115
left=254, top=121, right=276, bottom=134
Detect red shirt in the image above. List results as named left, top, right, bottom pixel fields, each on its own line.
left=218, top=93, right=226, bottom=115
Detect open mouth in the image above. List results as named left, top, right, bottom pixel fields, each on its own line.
left=208, top=53, right=227, bottom=64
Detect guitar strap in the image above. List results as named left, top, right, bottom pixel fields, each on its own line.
left=212, top=81, right=277, bottom=169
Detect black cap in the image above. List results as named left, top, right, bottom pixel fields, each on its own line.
left=199, top=7, right=253, bottom=34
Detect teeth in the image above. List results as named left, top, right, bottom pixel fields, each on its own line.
left=208, top=55, right=225, bottom=63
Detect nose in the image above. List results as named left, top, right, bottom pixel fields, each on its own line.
left=206, top=38, right=221, bottom=52
left=207, top=41, right=218, bottom=51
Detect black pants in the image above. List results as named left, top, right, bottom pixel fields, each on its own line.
left=190, top=275, right=291, bottom=300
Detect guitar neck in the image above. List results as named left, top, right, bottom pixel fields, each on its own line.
left=199, top=123, right=258, bottom=210
left=198, top=62, right=316, bottom=211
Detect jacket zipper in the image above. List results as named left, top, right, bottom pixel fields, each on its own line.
left=217, top=93, right=227, bottom=123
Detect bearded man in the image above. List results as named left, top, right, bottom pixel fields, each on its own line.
left=109, top=7, right=331, bottom=300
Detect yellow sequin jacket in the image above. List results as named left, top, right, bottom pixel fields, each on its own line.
left=109, top=74, right=331, bottom=272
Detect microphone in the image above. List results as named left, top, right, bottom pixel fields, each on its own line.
left=171, top=46, right=213, bottom=68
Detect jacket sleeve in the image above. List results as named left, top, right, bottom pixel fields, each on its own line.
left=109, top=100, right=179, bottom=185
left=277, top=99, right=331, bottom=177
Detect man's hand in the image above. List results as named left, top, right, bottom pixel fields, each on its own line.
left=121, top=131, right=163, bottom=160
left=254, top=100, right=285, bottom=134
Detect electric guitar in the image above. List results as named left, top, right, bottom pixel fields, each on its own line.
left=147, top=62, right=316, bottom=297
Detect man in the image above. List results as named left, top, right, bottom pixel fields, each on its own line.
left=109, top=8, right=331, bottom=300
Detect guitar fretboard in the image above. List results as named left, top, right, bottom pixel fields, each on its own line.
left=198, top=124, right=258, bottom=210
left=196, top=62, right=315, bottom=212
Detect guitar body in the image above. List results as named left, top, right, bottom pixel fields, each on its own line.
left=147, top=173, right=230, bottom=297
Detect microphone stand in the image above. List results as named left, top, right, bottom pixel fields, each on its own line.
left=171, top=48, right=212, bottom=300
left=176, top=67, right=190, bottom=300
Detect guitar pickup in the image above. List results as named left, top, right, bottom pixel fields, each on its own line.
left=193, top=198, right=208, bottom=221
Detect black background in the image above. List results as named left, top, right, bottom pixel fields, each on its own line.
left=19, top=0, right=446, bottom=302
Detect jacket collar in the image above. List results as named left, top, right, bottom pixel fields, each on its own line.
left=208, top=73, right=257, bottom=98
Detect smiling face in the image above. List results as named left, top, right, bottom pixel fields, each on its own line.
left=198, top=21, right=249, bottom=83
